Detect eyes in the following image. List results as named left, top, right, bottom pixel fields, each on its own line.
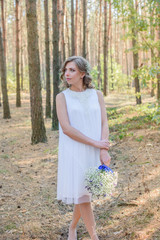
left=64, top=68, right=75, bottom=73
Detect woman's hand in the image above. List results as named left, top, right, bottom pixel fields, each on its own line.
left=100, top=149, right=111, bottom=167
left=93, top=139, right=110, bottom=150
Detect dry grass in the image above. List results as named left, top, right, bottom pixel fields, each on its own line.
left=0, top=93, right=159, bottom=240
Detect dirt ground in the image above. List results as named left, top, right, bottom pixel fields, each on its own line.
left=0, top=93, right=160, bottom=240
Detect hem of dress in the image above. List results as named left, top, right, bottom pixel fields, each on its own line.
left=57, top=194, right=92, bottom=205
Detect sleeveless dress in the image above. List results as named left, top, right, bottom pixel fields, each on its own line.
left=57, top=88, right=102, bottom=204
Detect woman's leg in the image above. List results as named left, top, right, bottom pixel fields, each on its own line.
left=68, top=204, right=81, bottom=239
left=79, top=202, right=99, bottom=240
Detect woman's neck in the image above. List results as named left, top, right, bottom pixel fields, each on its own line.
left=70, top=85, right=85, bottom=92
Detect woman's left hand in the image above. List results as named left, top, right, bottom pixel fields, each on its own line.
left=100, top=149, right=111, bottom=167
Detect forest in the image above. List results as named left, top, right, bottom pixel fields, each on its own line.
left=0, top=0, right=160, bottom=240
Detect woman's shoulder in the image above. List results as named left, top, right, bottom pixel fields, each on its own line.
left=96, top=89, right=103, bottom=95
left=56, top=91, right=66, bottom=102
left=95, top=89, right=103, bottom=98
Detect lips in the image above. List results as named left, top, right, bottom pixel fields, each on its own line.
left=66, top=78, right=71, bottom=81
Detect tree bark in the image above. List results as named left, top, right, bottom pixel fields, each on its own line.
left=150, top=9, right=155, bottom=97
left=132, top=31, right=141, bottom=104
left=52, top=0, right=60, bottom=130
left=157, top=4, right=160, bottom=104
left=131, top=0, right=141, bottom=104
left=0, top=27, right=11, bottom=119
left=97, top=0, right=102, bottom=90
left=125, top=38, right=130, bottom=88
left=71, top=0, right=75, bottom=55
left=20, top=1, right=24, bottom=91
left=25, top=0, right=47, bottom=144
left=82, top=0, right=86, bottom=58
left=79, top=0, right=82, bottom=56
left=16, top=0, right=21, bottom=107
left=110, top=3, right=114, bottom=91
left=61, top=0, right=66, bottom=62
left=44, top=0, right=51, bottom=118
left=12, top=12, right=16, bottom=77
left=115, top=15, right=119, bottom=64
left=57, top=0, right=62, bottom=67
left=0, top=0, right=6, bottom=107
left=1, top=0, right=6, bottom=58
left=66, top=8, right=71, bottom=57
left=75, top=0, right=78, bottom=56
left=103, top=0, right=107, bottom=96
left=38, top=0, right=45, bottom=88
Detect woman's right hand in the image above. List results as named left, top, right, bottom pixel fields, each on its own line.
left=93, top=139, right=110, bottom=150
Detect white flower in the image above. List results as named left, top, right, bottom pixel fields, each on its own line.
left=85, top=166, right=118, bottom=199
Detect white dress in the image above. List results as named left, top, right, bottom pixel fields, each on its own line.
left=57, top=88, right=102, bottom=204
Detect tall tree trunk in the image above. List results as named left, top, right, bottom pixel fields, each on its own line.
left=115, top=16, right=119, bottom=64
left=20, top=1, right=24, bottom=91
left=157, top=4, right=160, bottom=104
left=1, top=0, right=6, bottom=58
left=75, top=0, right=78, bottom=56
left=71, top=0, right=75, bottom=55
left=26, top=0, right=47, bottom=144
left=57, top=0, right=62, bottom=67
left=79, top=0, right=82, bottom=56
left=38, top=0, right=44, bottom=88
left=131, top=0, right=142, bottom=104
left=0, top=27, right=11, bottom=119
left=150, top=9, right=155, bottom=97
left=0, top=85, right=1, bottom=107
left=66, top=8, right=70, bottom=57
left=0, top=0, right=6, bottom=107
left=82, top=0, right=86, bottom=58
left=12, top=9, right=16, bottom=77
left=103, top=0, right=111, bottom=95
left=16, top=0, right=21, bottom=107
left=44, top=0, right=51, bottom=118
left=110, top=4, right=114, bottom=91
left=86, top=26, right=89, bottom=60
left=52, top=0, right=59, bottom=130
left=61, top=0, right=66, bottom=62
left=122, top=14, right=130, bottom=87
left=125, top=38, right=130, bottom=88
left=20, top=45, right=23, bottom=90
left=132, top=34, right=141, bottom=104
left=97, top=0, right=102, bottom=90
left=103, top=0, right=108, bottom=96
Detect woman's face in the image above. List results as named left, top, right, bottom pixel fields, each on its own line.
left=64, top=61, right=85, bottom=86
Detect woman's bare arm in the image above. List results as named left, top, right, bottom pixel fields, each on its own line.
left=97, top=90, right=111, bottom=166
left=56, top=92, right=109, bottom=150
left=96, top=90, right=109, bottom=141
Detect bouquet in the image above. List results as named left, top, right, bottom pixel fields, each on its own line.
left=85, top=164, right=118, bottom=199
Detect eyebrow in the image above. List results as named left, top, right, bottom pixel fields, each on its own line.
left=65, top=67, right=76, bottom=70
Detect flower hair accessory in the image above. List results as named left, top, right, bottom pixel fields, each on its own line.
left=85, top=164, right=118, bottom=199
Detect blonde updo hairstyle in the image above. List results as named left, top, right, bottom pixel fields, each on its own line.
left=60, top=56, right=94, bottom=90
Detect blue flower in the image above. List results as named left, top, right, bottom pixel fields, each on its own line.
left=98, top=164, right=113, bottom=173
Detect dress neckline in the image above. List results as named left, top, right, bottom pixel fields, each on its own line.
left=68, top=88, right=88, bottom=93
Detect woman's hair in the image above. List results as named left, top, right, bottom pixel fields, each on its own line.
left=59, top=56, right=94, bottom=90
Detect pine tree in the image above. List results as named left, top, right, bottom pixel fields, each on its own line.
left=15, top=0, right=21, bottom=107
left=26, top=0, right=47, bottom=144
left=52, top=0, right=60, bottom=130
left=44, top=0, right=51, bottom=118
left=0, top=27, right=11, bottom=119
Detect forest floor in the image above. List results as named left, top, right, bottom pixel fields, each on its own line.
left=0, top=92, right=160, bottom=240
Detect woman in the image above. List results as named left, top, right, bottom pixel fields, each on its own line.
left=56, top=56, right=111, bottom=240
